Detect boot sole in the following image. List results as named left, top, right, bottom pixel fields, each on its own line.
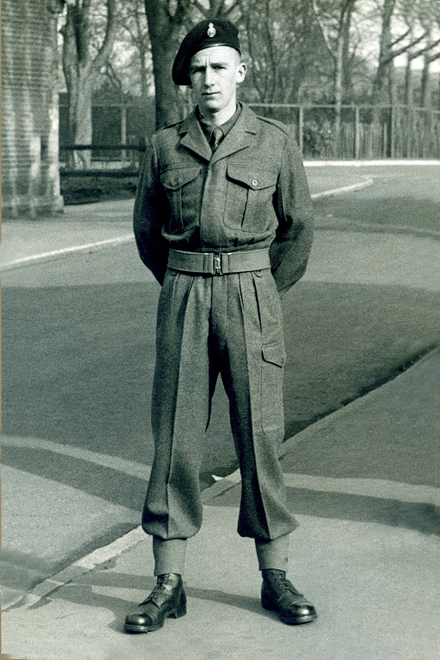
left=124, top=604, right=187, bottom=634
left=278, top=611, right=317, bottom=624
left=262, top=598, right=317, bottom=625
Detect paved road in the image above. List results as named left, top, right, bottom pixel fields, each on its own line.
left=2, top=165, right=439, bottom=482
left=310, top=162, right=440, bottom=234
left=1, top=162, right=439, bottom=612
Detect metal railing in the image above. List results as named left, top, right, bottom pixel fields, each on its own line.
left=59, top=140, right=146, bottom=175
left=248, top=103, right=440, bottom=159
left=59, top=104, right=440, bottom=170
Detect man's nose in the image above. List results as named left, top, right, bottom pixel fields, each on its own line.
left=203, top=67, right=215, bottom=86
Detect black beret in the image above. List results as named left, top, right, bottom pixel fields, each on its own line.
left=172, top=19, right=241, bottom=86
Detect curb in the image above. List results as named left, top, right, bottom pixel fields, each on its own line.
left=304, top=159, right=440, bottom=167
left=3, top=173, right=438, bottom=612
left=310, top=177, right=373, bottom=198
left=7, top=350, right=440, bottom=612
left=4, top=526, right=146, bottom=611
left=0, top=179, right=373, bottom=273
left=0, top=234, right=134, bottom=273
left=314, top=220, right=440, bottom=240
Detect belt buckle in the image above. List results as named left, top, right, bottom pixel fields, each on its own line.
left=213, top=253, right=222, bottom=275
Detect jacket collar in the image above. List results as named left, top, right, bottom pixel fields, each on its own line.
left=178, top=103, right=258, bottom=163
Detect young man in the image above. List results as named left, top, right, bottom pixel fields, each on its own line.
left=125, top=18, right=316, bottom=633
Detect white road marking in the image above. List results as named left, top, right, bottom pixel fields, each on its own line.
left=2, top=162, right=439, bottom=273
left=73, top=525, right=146, bottom=570
left=3, top=435, right=437, bottom=505
left=0, top=235, right=134, bottom=272
left=213, top=468, right=439, bottom=505
left=1, top=435, right=150, bottom=481
left=311, top=177, right=373, bottom=198
left=0, top=178, right=375, bottom=273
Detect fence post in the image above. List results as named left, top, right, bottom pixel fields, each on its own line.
left=406, top=106, right=413, bottom=158
left=390, top=105, right=395, bottom=159
left=121, top=105, right=127, bottom=161
left=299, top=105, right=304, bottom=154
left=354, top=105, right=360, bottom=159
left=138, top=136, right=147, bottom=169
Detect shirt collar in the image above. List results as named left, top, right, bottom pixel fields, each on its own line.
left=197, top=103, right=242, bottom=142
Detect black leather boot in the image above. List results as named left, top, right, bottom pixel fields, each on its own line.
left=261, top=569, right=317, bottom=624
left=124, top=573, right=187, bottom=633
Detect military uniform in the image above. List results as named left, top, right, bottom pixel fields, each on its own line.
left=125, top=18, right=318, bottom=634
left=133, top=102, right=314, bottom=575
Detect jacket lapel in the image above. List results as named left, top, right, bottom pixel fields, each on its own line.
left=178, top=104, right=259, bottom=163
left=211, top=104, right=258, bottom=164
left=179, top=111, right=211, bottom=162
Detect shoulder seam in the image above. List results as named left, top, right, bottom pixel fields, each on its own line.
left=256, top=115, right=291, bottom=136
left=155, top=120, right=182, bottom=135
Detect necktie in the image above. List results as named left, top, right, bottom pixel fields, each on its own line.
left=209, top=126, right=223, bottom=152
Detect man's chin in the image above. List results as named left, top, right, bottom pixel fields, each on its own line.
left=200, top=96, right=222, bottom=110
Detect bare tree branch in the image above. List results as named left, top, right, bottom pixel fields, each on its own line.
left=93, top=0, right=118, bottom=72
left=382, top=30, right=428, bottom=66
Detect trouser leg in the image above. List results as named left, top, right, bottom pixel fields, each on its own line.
left=212, top=271, right=298, bottom=549
left=142, top=271, right=215, bottom=557
left=142, top=268, right=297, bottom=575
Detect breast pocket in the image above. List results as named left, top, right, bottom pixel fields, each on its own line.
left=160, top=166, right=201, bottom=234
left=224, top=165, right=278, bottom=233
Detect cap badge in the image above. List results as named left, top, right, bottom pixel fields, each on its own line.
left=207, top=22, right=216, bottom=37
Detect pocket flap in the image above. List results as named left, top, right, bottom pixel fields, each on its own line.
left=262, top=342, right=285, bottom=367
left=227, top=165, right=277, bottom=190
left=161, top=167, right=201, bottom=190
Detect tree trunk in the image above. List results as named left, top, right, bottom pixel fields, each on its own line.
left=144, top=0, right=187, bottom=129
left=70, top=76, right=95, bottom=168
left=341, top=0, right=355, bottom=96
left=372, top=0, right=397, bottom=105
left=151, top=39, right=183, bottom=128
left=61, top=0, right=117, bottom=168
left=334, top=30, right=344, bottom=156
left=420, top=51, right=432, bottom=109
left=139, top=39, right=150, bottom=106
left=316, top=0, right=356, bottom=157
left=63, top=50, right=95, bottom=168
left=404, top=52, right=414, bottom=107
left=334, top=0, right=356, bottom=157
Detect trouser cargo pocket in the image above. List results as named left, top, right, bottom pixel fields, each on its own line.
left=261, top=342, right=285, bottom=434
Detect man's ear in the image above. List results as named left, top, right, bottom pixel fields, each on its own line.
left=236, top=62, right=247, bottom=84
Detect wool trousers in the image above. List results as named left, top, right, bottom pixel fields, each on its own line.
left=142, top=267, right=298, bottom=575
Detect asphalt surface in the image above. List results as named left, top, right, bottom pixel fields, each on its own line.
left=1, top=161, right=439, bottom=660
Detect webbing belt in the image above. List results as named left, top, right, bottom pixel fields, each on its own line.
left=167, top=248, right=271, bottom=276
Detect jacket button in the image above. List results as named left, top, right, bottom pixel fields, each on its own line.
left=251, top=178, right=258, bottom=187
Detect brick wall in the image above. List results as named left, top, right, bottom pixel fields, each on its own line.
left=1, top=0, right=63, bottom=216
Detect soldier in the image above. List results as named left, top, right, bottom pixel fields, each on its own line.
left=125, top=18, right=316, bottom=634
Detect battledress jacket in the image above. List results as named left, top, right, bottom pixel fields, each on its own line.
left=133, top=103, right=314, bottom=295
